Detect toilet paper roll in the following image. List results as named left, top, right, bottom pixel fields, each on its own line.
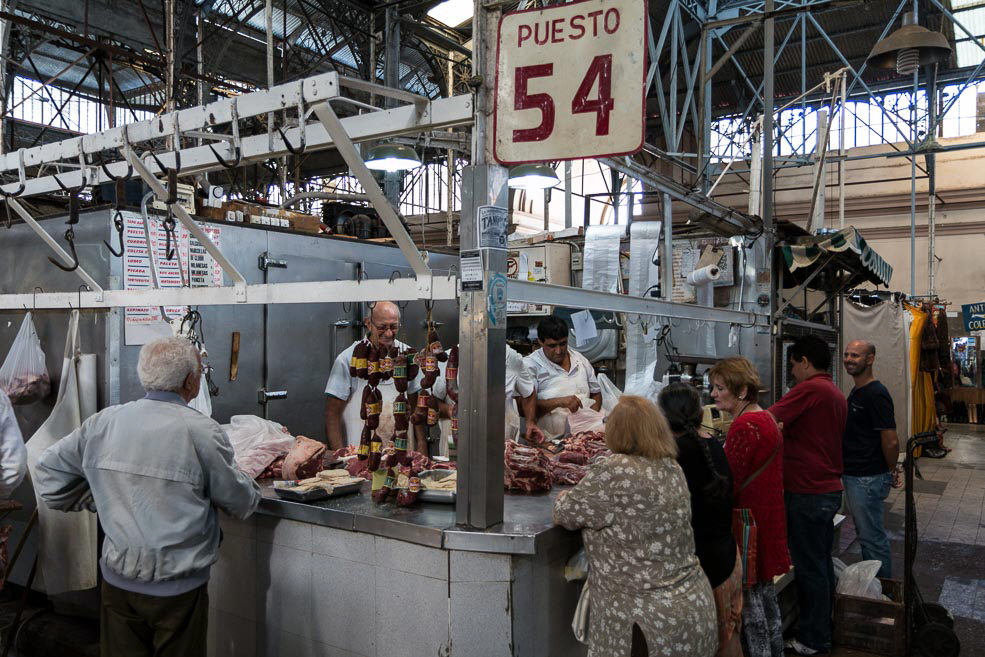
left=686, top=265, right=721, bottom=286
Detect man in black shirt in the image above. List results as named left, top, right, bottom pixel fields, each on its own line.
left=842, top=340, right=900, bottom=578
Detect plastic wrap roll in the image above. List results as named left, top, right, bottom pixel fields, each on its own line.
left=686, top=265, right=720, bottom=286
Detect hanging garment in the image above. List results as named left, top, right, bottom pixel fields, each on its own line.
left=905, top=304, right=937, bottom=438
left=936, top=310, right=953, bottom=389
left=919, top=307, right=940, bottom=373
left=25, top=311, right=99, bottom=595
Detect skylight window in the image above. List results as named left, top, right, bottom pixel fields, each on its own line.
left=427, top=0, right=473, bottom=27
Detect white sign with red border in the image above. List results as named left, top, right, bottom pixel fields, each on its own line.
left=494, top=0, right=647, bottom=165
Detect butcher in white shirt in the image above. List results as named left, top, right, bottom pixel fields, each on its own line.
left=524, top=316, right=601, bottom=436
left=324, top=302, right=424, bottom=452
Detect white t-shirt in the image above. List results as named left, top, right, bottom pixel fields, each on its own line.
left=524, top=347, right=600, bottom=436
left=430, top=346, right=534, bottom=403
left=524, top=347, right=601, bottom=397
left=325, top=339, right=422, bottom=447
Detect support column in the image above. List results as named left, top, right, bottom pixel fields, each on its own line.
left=762, top=0, right=774, bottom=231
left=456, top=0, right=508, bottom=529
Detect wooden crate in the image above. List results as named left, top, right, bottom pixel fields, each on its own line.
left=834, top=577, right=905, bottom=657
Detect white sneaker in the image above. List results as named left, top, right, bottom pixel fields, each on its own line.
left=784, top=638, right=820, bottom=655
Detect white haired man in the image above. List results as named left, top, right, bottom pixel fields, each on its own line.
left=35, top=337, right=261, bottom=657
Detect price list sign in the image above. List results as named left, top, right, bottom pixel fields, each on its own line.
left=494, top=0, right=647, bottom=164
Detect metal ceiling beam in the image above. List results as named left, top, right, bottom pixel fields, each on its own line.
left=0, top=276, right=459, bottom=310
left=601, top=155, right=763, bottom=236
left=0, top=74, right=474, bottom=199
left=508, top=279, right=766, bottom=325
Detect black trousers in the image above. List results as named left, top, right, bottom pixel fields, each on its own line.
left=100, top=580, right=208, bottom=657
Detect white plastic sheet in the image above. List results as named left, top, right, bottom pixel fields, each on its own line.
left=25, top=311, right=99, bottom=594
left=222, top=415, right=295, bottom=479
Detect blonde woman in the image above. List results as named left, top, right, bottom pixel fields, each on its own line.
left=554, top=395, right=717, bottom=657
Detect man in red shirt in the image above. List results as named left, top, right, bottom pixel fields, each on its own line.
left=769, top=335, right=847, bottom=656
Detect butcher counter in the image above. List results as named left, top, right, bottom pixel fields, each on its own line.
left=206, top=481, right=586, bottom=657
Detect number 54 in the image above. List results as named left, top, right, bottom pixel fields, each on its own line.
left=513, top=54, right=614, bottom=143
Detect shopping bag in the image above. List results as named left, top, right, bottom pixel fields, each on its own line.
left=571, top=582, right=590, bottom=644
left=732, top=507, right=758, bottom=589
left=596, top=373, right=622, bottom=414
left=0, top=313, right=50, bottom=404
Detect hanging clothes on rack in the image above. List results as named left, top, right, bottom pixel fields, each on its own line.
left=919, top=302, right=940, bottom=373
left=905, top=303, right=938, bottom=444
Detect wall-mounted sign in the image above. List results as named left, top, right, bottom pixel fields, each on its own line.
left=962, top=302, right=985, bottom=332
left=477, top=205, right=508, bottom=250
left=493, top=0, right=647, bottom=165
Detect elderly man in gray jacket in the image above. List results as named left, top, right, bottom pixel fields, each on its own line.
left=35, top=337, right=261, bottom=657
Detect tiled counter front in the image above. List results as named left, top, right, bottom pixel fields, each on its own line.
left=207, top=513, right=581, bottom=657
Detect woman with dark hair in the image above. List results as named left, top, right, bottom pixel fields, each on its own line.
left=659, top=383, right=743, bottom=657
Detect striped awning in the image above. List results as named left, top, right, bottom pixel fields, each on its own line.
left=780, top=226, right=892, bottom=287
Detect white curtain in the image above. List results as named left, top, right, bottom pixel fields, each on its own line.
left=840, top=300, right=911, bottom=442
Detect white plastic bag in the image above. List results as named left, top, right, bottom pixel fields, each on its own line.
left=564, top=547, right=589, bottom=582
left=596, top=373, right=622, bottom=414
left=188, top=374, right=213, bottom=417
left=836, top=560, right=886, bottom=600
left=0, top=312, right=50, bottom=404
left=221, top=415, right=295, bottom=479
left=567, top=404, right=605, bottom=435
left=571, top=583, right=590, bottom=644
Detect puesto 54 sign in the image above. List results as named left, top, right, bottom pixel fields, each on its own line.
left=494, top=0, right=647, bottom=165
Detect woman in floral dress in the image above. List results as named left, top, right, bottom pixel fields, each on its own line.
left=554, top=395, right=717, bottom=657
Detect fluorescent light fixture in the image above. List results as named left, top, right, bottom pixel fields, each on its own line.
left=507, top=163, right=559, bottom=190
left=427, top=0, right=473, bottom=27
left=364, top=144, right=422, bottom=172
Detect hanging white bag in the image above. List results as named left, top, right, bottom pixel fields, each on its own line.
left=188, top=369, right=213, bottom=417
left=0, top=313, right=51, bottom=404
left=596, top=373, right=622, bottom=414
left=25, top=310, right=99, bottom=594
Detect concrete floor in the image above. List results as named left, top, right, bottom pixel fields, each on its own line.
left=2, top=424, right=985, bottom=656
left=829, top=423, right=985, bottom=657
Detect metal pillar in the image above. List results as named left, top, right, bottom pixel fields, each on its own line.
left=662, top=193, right=674, bottom=301
left=382, top=6, right=402, bottom=206
left=456, top=0, right=508, bottom=529
left=927, top=64, right=938, bottom=297
left=564, top=161, right=573, bottom=229
left=762, top=0, right=774, bottom=231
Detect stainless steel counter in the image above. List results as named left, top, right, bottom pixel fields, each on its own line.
left=257, top=481, right=573, bottom=554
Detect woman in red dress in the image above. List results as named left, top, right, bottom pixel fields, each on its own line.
left=708, top=356, right=790, bottom=657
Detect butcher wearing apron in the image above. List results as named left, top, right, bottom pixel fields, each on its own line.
left=324, top=302, right=422, bottom=451
left=524, top=316, right=602, bottom=438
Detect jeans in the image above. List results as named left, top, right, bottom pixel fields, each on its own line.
left=786, top=491, right=842, bottom=653
left=843, top=472, right=893, bottom=578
